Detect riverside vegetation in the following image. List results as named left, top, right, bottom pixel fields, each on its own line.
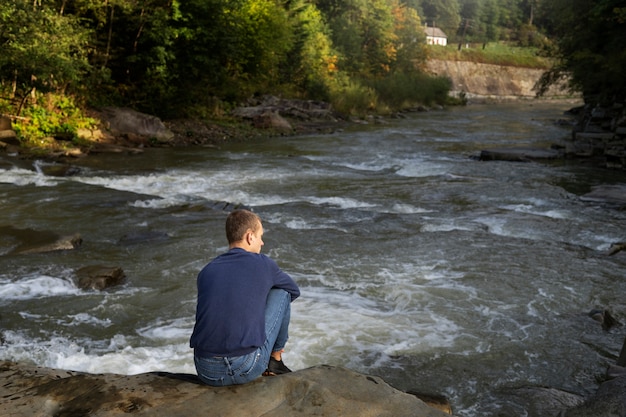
left=1, top=0, right=624, bottom=159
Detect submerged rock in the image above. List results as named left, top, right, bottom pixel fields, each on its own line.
left=0, top=362, right=452, bottom=417
left=478, top=147, right=563, bottom=162
left=0, top=225, right=82, bottom=255
left=580, top=184, right=626, bottom=206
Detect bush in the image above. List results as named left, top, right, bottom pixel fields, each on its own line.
left=329, top=80, right=378, bottom=116
left=8, top=92, right=96, bottom=146
left=366, top=72, right=451, bottom=110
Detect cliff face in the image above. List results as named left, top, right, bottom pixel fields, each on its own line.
left=425, top=59, right=570, bottom=100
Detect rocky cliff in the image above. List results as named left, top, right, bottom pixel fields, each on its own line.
left=425, top=59, right=570, bottom=101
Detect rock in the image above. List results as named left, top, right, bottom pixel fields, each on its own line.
left=563, top=376, right=626, bottom=417
left=588, top=308, right=620, bottom=330
left=580, top=184, right=626, bottom=206
left=607, top=365, right=626, bottom=379
left=424, top=60, right=570, bottom=100
left=232, top=95, right=338, bottom=128
left=0, top=115, right=12, bottom=131
left=0, top=226, right=83, bottom=255
left=478, top=147, right=563, bottom=162
left=253, top=111, right=293, bottom=133
left=497, top=386, right=584, bottom=417
left=406, top=391, right=453, bottom=414
left=33, top=161, right=81, bottom=177
left=100, top=107, right=175, bottom=143
left=75, top=266, right=126, bottom=290
left=0, top=129, right=17, bottom=139
left=0, top=362, right=453, bottom=417
left=0, top=129, right=19, bottom=146
left=14, top=233, right=83, bottom=255
left=608, top=242, right=626, bottom=256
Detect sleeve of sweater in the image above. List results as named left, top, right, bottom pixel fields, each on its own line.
left=266, top=255, right=300, bottom=302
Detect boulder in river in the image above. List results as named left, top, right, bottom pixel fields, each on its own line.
left=0, top=361, right=452, bottom=417
left=75, top=265, right=126, bottom=290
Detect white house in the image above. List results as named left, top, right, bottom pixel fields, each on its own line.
left=424, top=26, right=447, bottom=46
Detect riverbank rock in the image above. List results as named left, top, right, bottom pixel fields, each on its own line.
left=563, top=376, right=626, bottom=417
left=231, top=95, right=341, bottom=135
left=566, top=103, right=626, bottom=169
left=497, top=386, right=584, bottom=417
left=0, top=362, right=453, bottom=417
left=0, top=115, right=18, bottom=147
left=99, top=107, right=175, bottom=144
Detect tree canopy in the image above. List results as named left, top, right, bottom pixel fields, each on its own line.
left=537, top=0, right=626, bottom=104
left=1, top=0, right=624, bottom=126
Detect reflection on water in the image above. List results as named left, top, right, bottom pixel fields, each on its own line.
left=1, top=101, right=626, bottom=416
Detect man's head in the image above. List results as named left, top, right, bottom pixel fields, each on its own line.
left=226, top=209, right=264, bottom=253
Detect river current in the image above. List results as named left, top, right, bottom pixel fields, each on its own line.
left=1, top=101, right=625, bottom=415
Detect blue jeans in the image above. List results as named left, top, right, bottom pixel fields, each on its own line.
left=194, top=289, right=292, bottom=386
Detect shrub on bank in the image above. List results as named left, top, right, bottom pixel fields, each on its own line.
left=1, top=90, right=96, bottom=149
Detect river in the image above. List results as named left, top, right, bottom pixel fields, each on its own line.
left=1, top=101, right=625, bottom=416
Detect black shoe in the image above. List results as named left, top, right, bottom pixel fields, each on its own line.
left=263, top=357, right=292, bottom=376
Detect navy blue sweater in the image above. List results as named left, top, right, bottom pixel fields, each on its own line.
left=190, top=248, right=300, bottom=357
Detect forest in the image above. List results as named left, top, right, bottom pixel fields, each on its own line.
left=0, top=0, right=625, bottom=144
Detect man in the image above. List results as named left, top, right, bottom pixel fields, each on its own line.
left=190, top=209, right=300, bottom=386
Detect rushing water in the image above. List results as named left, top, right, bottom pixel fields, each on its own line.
left=1, top=101, right=626, bottom=415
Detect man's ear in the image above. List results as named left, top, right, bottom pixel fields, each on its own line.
left=245, top=230, right=254, bottom=245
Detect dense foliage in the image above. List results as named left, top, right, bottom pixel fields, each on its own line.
left=0, top=0, right=624, bottom=143
left=536, top=0, right=626, bottom=104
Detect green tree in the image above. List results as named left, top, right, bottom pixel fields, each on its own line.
left=479, top=0, right=500, bottom=45
left=418, top=0, right=461, bottom=40
left=538, top=0, right=626, bottom=103
left=390, top=0, right=426, bottom=73
left=314, top=0, right=400, bottom=78
left=284, top=1, right=339, bottom=100
left=171, top=0, right=293, bottom=109
left=0, top=0, right=91, bottom=114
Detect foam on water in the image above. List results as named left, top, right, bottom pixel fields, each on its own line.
left=0, top=275, right=81, bottom=300
left=0, top=330, right=195, bottom=375
left=0, top=166, right=60, bottom=187
left=68, top=168, right=317, bottom=208
left=289, top=286, right=462, bottom=371
left=395, top=159, right=450, bottom=178
left=302, top=155, right=396, bottom=173
left=500, top=203, right=571, bottom=219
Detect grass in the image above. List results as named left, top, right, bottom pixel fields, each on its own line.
left=426, top=42, right=552, bottom=69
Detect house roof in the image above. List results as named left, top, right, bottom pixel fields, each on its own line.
left=424, top=27, right=447, bottom=38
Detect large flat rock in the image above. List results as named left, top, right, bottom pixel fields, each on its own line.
left=0, top=361, right=452, bottom=417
